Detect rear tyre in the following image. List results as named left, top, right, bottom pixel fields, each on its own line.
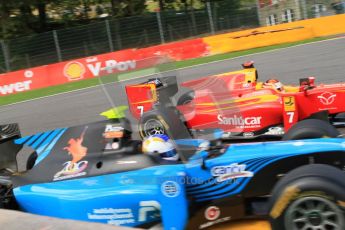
left=177, top=91, right=194, bottom=106
left=282, top=119, right=339, bottom=140
left=139, top=113, right=168, bottom=139
left=268, top=164, right=345, bottom=230
left=26, top=152, right=38, bottom=170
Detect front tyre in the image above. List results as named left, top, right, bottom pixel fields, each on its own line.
left=269, top=164, right=345, bottom=230
left=282, top=119, right=340, bottom=140
left=284, top=195, right=344, bottom=230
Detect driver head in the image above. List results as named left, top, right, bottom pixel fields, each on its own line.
left=142, top=134, right=178, bottom=161
left=263, top=79, right=284, bottom=92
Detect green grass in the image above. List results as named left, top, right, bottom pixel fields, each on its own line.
left=0, top=36, right=332, bottom=106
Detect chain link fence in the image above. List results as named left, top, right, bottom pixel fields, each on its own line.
left=0, top=0, right=344, bottom=74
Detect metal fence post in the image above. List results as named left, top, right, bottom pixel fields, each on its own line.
left=190, top=7, right=197, bottom=35
left=53, top=30, right=62, bottom=62
left=105, top=20, right=114, bottom=52
left=255, top=0, right=262, bottom=26
left=300, top=0, right=308, bottom=19
left=156, top=10, right=165, bottom=43
left=115, top=19, right=122, bottom=50
left=1, top=40, right=11, bottom=72
left=206, top=1, right=215, bottom=34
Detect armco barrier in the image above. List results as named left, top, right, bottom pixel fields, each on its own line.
left=0, top=14, right=344, bottom=97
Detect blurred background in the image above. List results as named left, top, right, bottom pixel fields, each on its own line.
left=0, top=0, right=344, bottom=73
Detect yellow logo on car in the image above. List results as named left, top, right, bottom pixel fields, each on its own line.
left=283, top=96, right=295, bottom=111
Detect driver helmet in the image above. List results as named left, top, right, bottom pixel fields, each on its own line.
left=142, top=134, right=178, bottom=161
left=263, top=79, right=284, bottom=91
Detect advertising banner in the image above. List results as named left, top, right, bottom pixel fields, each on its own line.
left=0, top=39, right=208, bottom=96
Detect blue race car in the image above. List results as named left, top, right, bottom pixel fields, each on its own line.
left=0, top=119, right=345, bottom=230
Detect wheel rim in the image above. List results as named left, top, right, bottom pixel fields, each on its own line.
left=285, top=196, right=344, bottom=230
left=143, top=119, right=165, bottom=136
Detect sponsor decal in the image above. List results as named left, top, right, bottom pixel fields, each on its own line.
left=264, top=127, right=285, bottom=135
left=116, top=161, right=137, bottom=164
left=24, top=70, right=34, bottom=78
left=283, top=96, right=295, bottom=111
left=120, top=175, right=135, bottom=185
left=217, top=115, right=262, bottom=128
left=221, top=132, right=232, bottom=138
left=88, top=208, right=135, bottom=225
left=104, top=142, right=120, bottom=150
left=211, top=163, right=254, bottom=182
left=0, top=80, right=32, bottom=95
left=317, top=92, right=336, bottom=105
left=243, top=132, right=254, bottom=138
left=64, top=61, right=86, bottom=81
left=161, top=181, right=180, bottom=198
left=54, top=127, right=89, bottom=181
left=103, top=125, right=124, bottom=139
left=86, top=57, right=136, bottom=76
left=138, top=201, right=161, bottom=222
left=199, top=216, right=231, bottom=229
left=205, top=206, right=220, bottom=221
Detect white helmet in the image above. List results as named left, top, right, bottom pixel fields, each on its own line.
left=263, top=79, right=284, bottom=91
left=142, top=134, right=178, bottom=161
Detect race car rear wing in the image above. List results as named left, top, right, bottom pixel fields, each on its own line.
left=0, top=124, right=22, bottom=172
left=125, top=76, right=178, bottom=119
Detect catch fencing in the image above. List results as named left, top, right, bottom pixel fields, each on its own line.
left=0, top=0, right=344, bottom=73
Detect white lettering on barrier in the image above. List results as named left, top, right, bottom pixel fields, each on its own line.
left=0, top=80, right=32, bottom=95
left=87, top=60, right=137, bottom=76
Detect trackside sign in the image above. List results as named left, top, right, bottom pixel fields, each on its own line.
left=0, top=38, right=209, bottom=96
left=0, top=52, right=164, bottom=96
left=0, top=80, right=32, bottom=95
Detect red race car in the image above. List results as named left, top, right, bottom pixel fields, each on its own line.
left=125, top=62, right=345, bottom=141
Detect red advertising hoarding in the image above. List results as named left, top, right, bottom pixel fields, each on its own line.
left=0, top=39, right=208, bottom=96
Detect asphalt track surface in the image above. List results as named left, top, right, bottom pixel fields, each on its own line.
left=0, top=36, right=345, bottom=230
left=1, top=37, right=344, bottom=136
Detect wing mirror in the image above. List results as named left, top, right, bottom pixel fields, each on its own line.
left=199, top=140, right=225, bottom=170
left=299, top=77, right=316, bottom=92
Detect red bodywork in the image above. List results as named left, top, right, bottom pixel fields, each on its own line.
left=125, top=71, right=345, bottom=137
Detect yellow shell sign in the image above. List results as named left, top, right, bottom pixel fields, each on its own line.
left=63, top=61, right=86, bottom=81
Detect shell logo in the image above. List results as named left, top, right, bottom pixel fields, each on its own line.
left=63, top=61, right=86, bottom=81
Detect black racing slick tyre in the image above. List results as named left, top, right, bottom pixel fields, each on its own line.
left=268, top=164, right=345, bottom=230
left=26, top=152, right=38, bottom=170
left=282, top=119, right=340, bottom=140
left=139, top=113, right=169, bottom=139
left=177, top=91, right=194, bottom=106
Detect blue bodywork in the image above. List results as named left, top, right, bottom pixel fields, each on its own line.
left=12, top=130, right=345, bottom=229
